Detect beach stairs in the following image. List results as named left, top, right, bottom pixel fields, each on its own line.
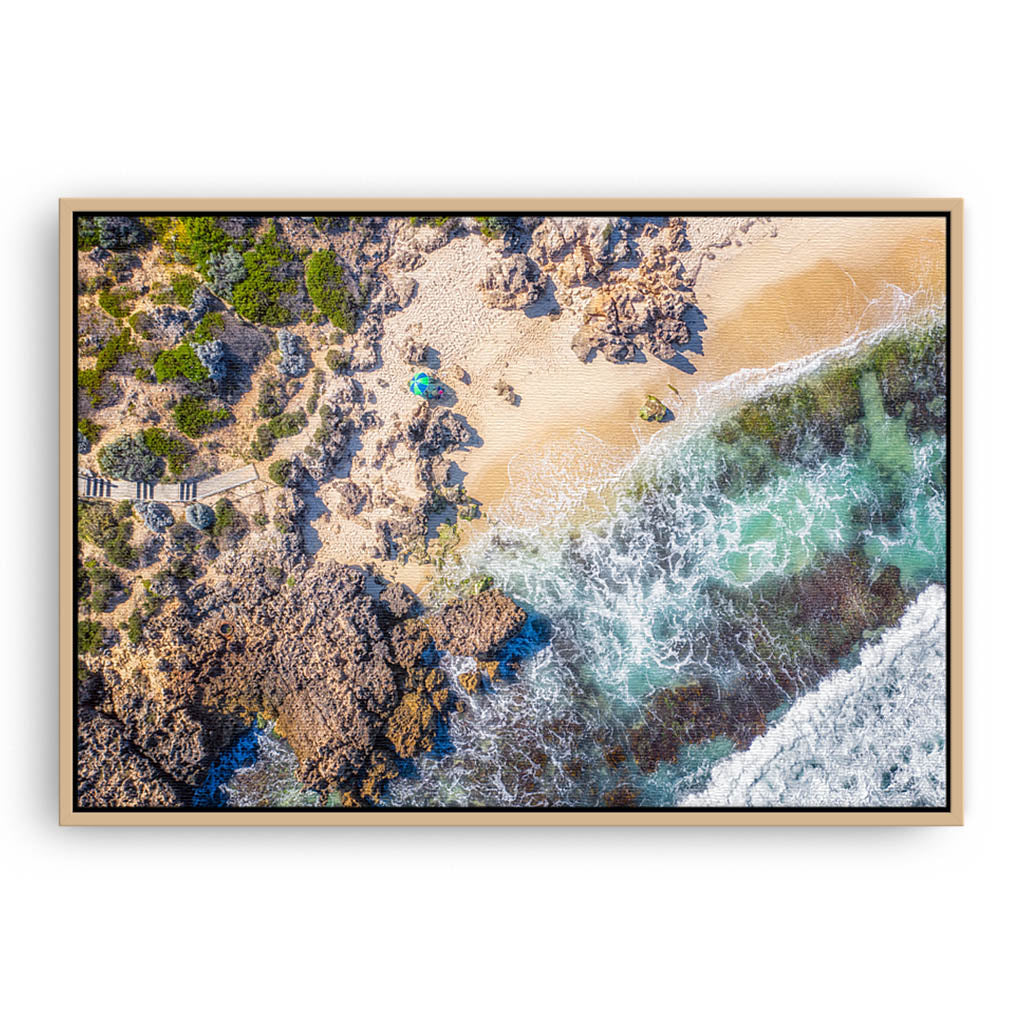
left=78, top=473, right=114, bottom=499
left=77, top=465, right=256, bottom=505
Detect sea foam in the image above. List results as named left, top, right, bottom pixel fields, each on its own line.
left=680, top=585, right=948, bottom=808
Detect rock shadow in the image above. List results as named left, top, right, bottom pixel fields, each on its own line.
left=298, top=483, right=328, bottom=556
left=522, top=277, right=562, bottom=319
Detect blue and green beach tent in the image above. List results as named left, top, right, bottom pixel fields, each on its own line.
left=409, top=372, right=446, bottom=399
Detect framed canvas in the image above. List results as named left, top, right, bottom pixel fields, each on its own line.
left=59, top=199, right=962, bottom=825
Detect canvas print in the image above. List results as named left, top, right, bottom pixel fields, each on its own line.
left=68, top=208, right=953, bottom=815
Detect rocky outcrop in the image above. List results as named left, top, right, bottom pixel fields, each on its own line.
left=570, top=243, right=696, bottom=364
left=425, top=589, right=527, bottom=657
left=529, top=216, right=635, bottom=284
left=85, top=553, right=528, bottom=806
left=77, top=708, right=186, bottom=807
left=477, top=253, right=546, bottom=310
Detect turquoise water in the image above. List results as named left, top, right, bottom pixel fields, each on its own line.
left=389, top=358, right=948, bottom=807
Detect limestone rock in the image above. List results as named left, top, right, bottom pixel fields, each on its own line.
left=477, top=253, right=546, bottom=310
left=425, top=589, right=527, bottom=657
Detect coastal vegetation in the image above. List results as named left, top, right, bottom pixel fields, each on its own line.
left=172, top=395, right=229, bottom=438
left=305, top=249, right=356, bottom=332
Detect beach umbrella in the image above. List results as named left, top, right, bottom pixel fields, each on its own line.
left=409, top=372, right=445, bottom=399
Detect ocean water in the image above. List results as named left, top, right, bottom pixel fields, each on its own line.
left=389, top=323, right=948, bottom=808
left=682, top=585, right=947, bottom=807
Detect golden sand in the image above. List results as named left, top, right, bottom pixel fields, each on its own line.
left=462, top=216, right=946, bottom=528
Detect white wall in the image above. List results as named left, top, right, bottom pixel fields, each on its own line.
left=3, top=2, right=1017, bottom=1021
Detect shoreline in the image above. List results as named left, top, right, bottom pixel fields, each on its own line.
left=451, top=216, right=946, bottom=538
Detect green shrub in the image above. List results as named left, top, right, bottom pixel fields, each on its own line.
left=325, top=348, right=349, bottom=373
left=127, top=311, right=153, bottom=339
left=211, top=498, right=246, bottom=540
left=267, top=409, right=306, bottom=439
left=232, top=223, right=297, bottom=325
left=86, top=563, right=120, bottom=613
left=93, top=327, right=135, bottom=375
left=154, top=343, right=209, bottom=383
left=78, top=367, right=105, bottom=406
left=78, top=419, right=101, bottom=445
left=473, top=216, right=516, bottom=239
left=78, top=620, right=103, bottom=655
left=255, top=377, right=283, bottom=419
left=123, top=609, right=144, bottom=645
left=173, top=395, right=229, bottom=439
left=142, top=427, right=192, bottom=476
left=171, top=274, right=199, bottom=306
left=250, top=424, right=274, bottom=460
left=305, top=249, right=356, bottom=332
left=176, top=217, right=233, bottom=273
left=190, top=311, right=224, bottom=346
left=268, top=459, right=291, bottom=487
left=77, top=218, right=102, bottom=250
left=97, top=288, right=137, bottom=320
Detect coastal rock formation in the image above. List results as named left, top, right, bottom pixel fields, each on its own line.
left=529, top=216, right=635, bottom=284
left=570, top=243, right=696, bottom=364
left=77, top=707, right=185, bottom=807
left=84, top=554, right=528, bottom=804
left=476, top=253, right=546, bottom=310
left=425, top=589, right=528, bottom=657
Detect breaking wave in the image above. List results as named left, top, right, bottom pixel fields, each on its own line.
left=682, top=585, right=947, bottom=807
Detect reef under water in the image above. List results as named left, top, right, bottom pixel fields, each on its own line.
left=385, top=320, right=949, bottom=808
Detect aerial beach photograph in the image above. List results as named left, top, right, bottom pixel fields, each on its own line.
left=67, top=209, right=951, bottom=813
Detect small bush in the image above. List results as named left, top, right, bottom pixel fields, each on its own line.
left=207, top=247, right=248, bottom=295
left=128, top=311, right=154, bottom=339
left=97, top=287, right=137, bottom=320
left=305, top=249, right=356, bottom=332
left=78, top=620, right=103, bottom=655
left=97, top=433, right=162, bottom=481
left=267, top=409, right=306, bottom=439
left=325, top=348, right=349, bottom=373
left=276, top=329, right=308, bottom=377
left=135, top=500, right=174, bottom=533
left=97, top=217, right=149, bottom=250
left=154, top=342, right=210, bottom=383
left=92, top=327, right=135, bottom=375
left=171, top=274, right=199, bottom=306
left=173, top=217, right=233, bottom=273
left=211, top=498, right=246, bottom=541
left=232, top=223, right=297, bottom=326
left=78, top=419, right=101, bottom=445
left=250, top=424, right=275, bottom=461
left=186, top=502, right=215, bottom=530
left=173, top=395, right=229, bottom=439
left=268, top=459, right=291, bottom=487
left=123, top=609, right=144, bottom=645
left=77, top=499, right=138, bottom=569
left=86, top=563, right=120, bottom=613
left=255, top=377, right=283, bottom=419
left=473, top=216, right=516, bottom=239
left=142, top=427, right=192, bottom=476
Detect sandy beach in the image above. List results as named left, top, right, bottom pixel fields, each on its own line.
left=377, top=216, right=946, bottom=539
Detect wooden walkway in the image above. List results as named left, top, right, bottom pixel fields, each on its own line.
left=77, top=464, right=259, bottom=504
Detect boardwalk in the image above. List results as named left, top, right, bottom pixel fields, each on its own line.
left=77, top=464, right=259, bottom=504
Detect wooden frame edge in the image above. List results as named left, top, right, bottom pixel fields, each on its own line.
left=59, top=198, right=964, bottom=826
